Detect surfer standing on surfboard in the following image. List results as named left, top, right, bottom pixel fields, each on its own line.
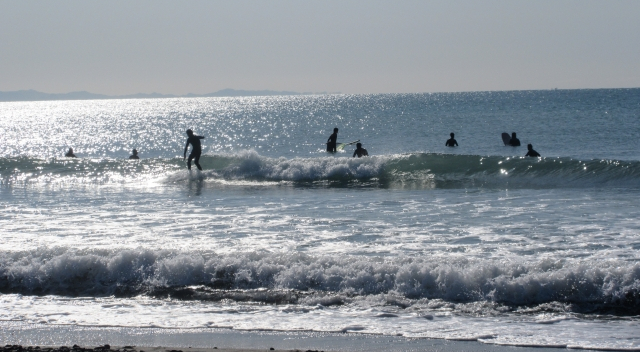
left=326, top=127, right=338, bottom=152
left=183, top=129, right=205, bottom=170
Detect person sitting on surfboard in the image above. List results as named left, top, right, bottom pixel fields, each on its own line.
left=509, top=132, right=521, bottom=146
left=65, top=148, right=76, bottom=158
left=445, top=132, right=458, bottom=147
left=353, top=143, right=368, bottom=158
left=326, top=127, right=338, bottom=152
left=129, top=149, right=140, bottom=159
left=183, top=129, right=205, bottom=170
left=525, top=144, right=541, bottom=157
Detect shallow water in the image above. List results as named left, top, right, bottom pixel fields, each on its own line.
left=1, top=89, right=639, bottom=350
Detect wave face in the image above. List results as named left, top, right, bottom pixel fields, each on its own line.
left=202, top=151, right=640, bottom=189
left=4, top=151, right=640, bottom=189
left=1, top=249, right=638, bottom=315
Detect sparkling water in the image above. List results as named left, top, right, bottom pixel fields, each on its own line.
left=1, top=89, right=639, bottom=350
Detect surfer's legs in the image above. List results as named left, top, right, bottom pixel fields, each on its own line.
left=193, top=152, right=202, bottom=170
left=187, top=151, right=202, bottom=170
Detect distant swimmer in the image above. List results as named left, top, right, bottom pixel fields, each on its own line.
left=183, top=129, right=205, bottom=170
left=326, top=127, right=338, bottom=152
left=353, top=142, right=369, bottom=158
left=129, top=149, right=140, bottom=159
left=445, top=132, right=458, bottom=147
left=65, top=148, right=76, bottom=158
left=509, top=132, right=521, bottom=146
left=525, top=144, right=541, bottom=157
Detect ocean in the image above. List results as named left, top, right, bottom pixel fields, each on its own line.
left=1, top=89, right=639, bottom=350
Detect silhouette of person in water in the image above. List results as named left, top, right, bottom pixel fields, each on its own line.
left=525, top=144, right=541, bottom=157
left=326, top=127, right=338, bottom=152
left=129, top=149, right=140, bottom=159
left=183, top=129, right=205, bottom=170
left=65, top=148, right=76, bottom=158
left=445, top=133, right=458, bottom=147
left=509, top=132, right=521, bottom=146
left=353, top=142, right=369, bottom=158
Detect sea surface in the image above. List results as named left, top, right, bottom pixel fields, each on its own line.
left=1, top=89, right=639, bottom=350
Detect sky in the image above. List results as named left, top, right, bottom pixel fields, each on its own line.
left=1, top=0, right=639, bottom=95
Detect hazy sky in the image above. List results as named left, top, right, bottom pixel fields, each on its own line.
left=1, top=1, right=639, bottom=95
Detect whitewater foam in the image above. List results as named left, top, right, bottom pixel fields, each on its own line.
left=1, top=248, right=638, bottom=314
left=6, top=151, right=640, bottom=189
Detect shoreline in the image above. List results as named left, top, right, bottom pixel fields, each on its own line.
left=0, top=323, right=576, bottom=352
left=0, top=343, right=570, bottom=352
left=0, top=346, right=302, bottom=352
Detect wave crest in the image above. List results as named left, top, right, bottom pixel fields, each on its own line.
left=1, top=249, right=638, bottom=314
left=3, top=152, right=640, bottom=189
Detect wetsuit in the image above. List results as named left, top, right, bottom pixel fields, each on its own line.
left=184, top=135, right=205, bottom=170
left=326, top=132, right=338, bottom=152
left=509, top=138, right=521, bottom=146
left=445, top=138, right=458, bottom=147
left=353, top=147, right=368, bottom=158
left=525, top=149, right=540, bottom=157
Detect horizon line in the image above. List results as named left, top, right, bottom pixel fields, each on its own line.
left=1, top=87, right=639, bottom=103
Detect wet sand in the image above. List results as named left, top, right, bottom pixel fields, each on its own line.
left=0, top=345, right=572, bottom=352
left=0, top=323, right=573, bottom=352
left=0, top=347, right=312, bottom=352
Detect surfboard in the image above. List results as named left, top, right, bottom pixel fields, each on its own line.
left=336, top=140, right=360, bottom=151
left=501, top=133, right=511, bottom=146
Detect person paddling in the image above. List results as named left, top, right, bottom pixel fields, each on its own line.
left=525, top=144, right=541, bottom=157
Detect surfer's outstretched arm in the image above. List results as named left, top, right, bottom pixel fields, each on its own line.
left=184, top=140, right=190, bottom=159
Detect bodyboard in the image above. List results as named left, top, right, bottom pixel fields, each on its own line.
left=336, top=140, right=360, bottom=151
left=501, top=133, right=511, bottom=146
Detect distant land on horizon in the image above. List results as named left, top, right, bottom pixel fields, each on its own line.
left=0, top=88, right=335, bottom=102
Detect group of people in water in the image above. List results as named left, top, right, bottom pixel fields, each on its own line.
left=326, top=127, right=369, bottom=157
left=444, top=131, right=540, bottom=157
left=65, top=147, right=140, bottom=159
left=64, top=128, right=541, bottom=170
left=330, top=128, right=541, bottom=158
left=503, top=132, right=541, bottom=157
left=63, top=129, right=206, bottom=170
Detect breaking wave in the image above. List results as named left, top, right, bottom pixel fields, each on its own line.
left=1, top=249, right=638, bottom=315
left=3, top=151, right=640, bottom=189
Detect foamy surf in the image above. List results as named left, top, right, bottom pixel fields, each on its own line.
left=4, top=151, right=640, bottom=189
left=1, top=248, right=638, bottom=315
left=2, top=91, right=639, bottom=350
